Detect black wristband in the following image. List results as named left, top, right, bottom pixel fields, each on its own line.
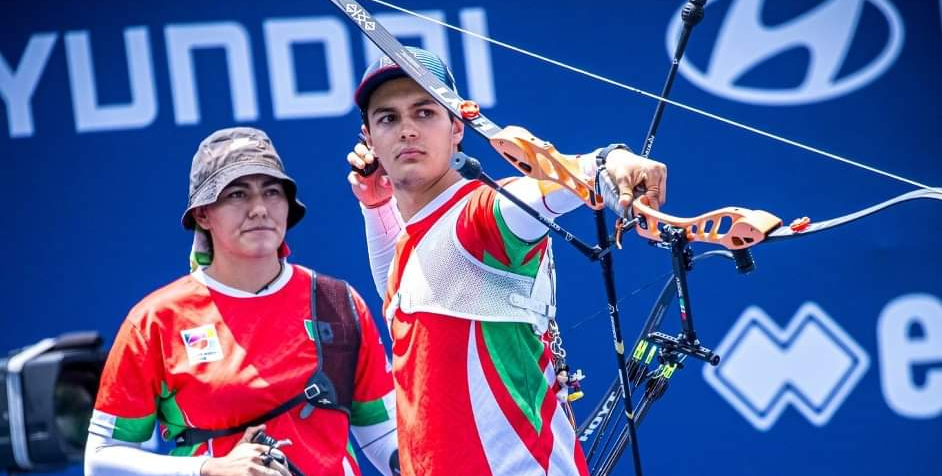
left=593, top=144, right=631, bottom=206
left=596, top=143, right=632, bottom=168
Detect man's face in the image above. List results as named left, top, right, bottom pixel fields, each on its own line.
left=193, top=174, right=289, bottom=262
left=362, top=77, right=464, bottom=191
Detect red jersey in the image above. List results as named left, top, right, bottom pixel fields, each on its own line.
left=90, top=264, right=395, bottom=475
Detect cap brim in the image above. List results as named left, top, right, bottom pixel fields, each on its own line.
left=355, top=65, right=409, bottom=110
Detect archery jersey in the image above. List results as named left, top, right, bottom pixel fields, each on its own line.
left=89, top=264, right=396, bottom=475
left=383, top=180, right=589, bottom=476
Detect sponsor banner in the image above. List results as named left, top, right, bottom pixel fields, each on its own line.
left=2, top=1, right=939, bottom=475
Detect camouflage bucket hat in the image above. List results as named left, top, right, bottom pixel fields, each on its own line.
left=181, top=127, right=306, bottom=230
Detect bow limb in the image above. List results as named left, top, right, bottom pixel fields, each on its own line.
left=765, top=188, right=942, bottom=242
left=331, top=0, right=605, bottom=211
left=630, top=188, right=942, bottom=250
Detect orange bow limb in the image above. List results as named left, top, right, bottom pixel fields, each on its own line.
left=631, top=200, right=783, bottom=250
left=489, top=125, right=604, bottom=210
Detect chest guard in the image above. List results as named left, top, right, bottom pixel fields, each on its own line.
left=389, top=195, right=557, bottom=333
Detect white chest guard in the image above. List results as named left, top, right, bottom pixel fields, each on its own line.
left=388, top=195, right=557, bottom=333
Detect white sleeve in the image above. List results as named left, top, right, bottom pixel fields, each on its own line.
left=350, top=393, right=398, bottom=476
left=498, top=150, right=601, bottom=242
left=84, top=432, right=209, bottom=476
left=360, top=198, right=404, bottom=299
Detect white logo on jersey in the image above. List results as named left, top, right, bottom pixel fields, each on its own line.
left=181, top=324, right=225, bottom=364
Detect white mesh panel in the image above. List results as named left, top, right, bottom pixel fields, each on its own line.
left=397, top=201, right=546, bottom=328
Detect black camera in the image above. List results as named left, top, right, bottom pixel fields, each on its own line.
left=251, top=430, right=305, bottom=476
left=1, top=332, right=106, bottom=472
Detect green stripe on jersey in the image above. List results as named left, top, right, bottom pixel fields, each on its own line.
left=484, top=199, right=547, bottom=278
left=480, top=321, right=549, bottom=434
left=157, top=381, right=189, bottom=440
left=112, top=414, right=156, bottom=442
left=169, top=443, right=202, bottom=457
left=346, top=439, right=358, bottom=463
left=351, top=397, right=391, bottom=427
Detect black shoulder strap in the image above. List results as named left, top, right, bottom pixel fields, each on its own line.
left=175, top=269, right=361, bottom=448
left=310, top=272, right=361, bottom=413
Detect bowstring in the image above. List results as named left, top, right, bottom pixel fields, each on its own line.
left=567, top=269, right=672, bottom=331
left=367, top=0, right=938, bottom=193
left=360, top=1, right=939, bottom=471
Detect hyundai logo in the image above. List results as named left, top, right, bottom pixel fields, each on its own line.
left=668, top=0, right=905, bottom=105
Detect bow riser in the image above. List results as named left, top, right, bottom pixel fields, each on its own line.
left=633, top=201, right=782, bottom=249
left=490, top=125, right=604, bottom=210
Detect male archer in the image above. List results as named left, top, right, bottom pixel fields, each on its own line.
left=345, top=46, right=667, bottom=475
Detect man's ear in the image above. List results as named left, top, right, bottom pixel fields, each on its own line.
left=361, top=123, right=372, bottom=147
left=451, top=118, right=465, bottom=146
left=192, top=206, right=212, bottom=230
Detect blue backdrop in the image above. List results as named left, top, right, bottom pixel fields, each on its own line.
left=2, top=0, right=940, bottom=475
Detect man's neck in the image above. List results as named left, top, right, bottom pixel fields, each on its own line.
left=394, top=170, right=462, bottom=222
left=204, top=253, right=283, bottom=294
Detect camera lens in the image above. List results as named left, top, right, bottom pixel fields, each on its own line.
left=54, top=364, right=100, bottom=449
left=251, top=430, right=277, bottom=446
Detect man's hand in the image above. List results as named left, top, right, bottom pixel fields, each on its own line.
left=347, top=142, right=393, bottom=208
left=603, top=148, right=668, bottom=210
left=199, top=425, right=291, bottom=476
